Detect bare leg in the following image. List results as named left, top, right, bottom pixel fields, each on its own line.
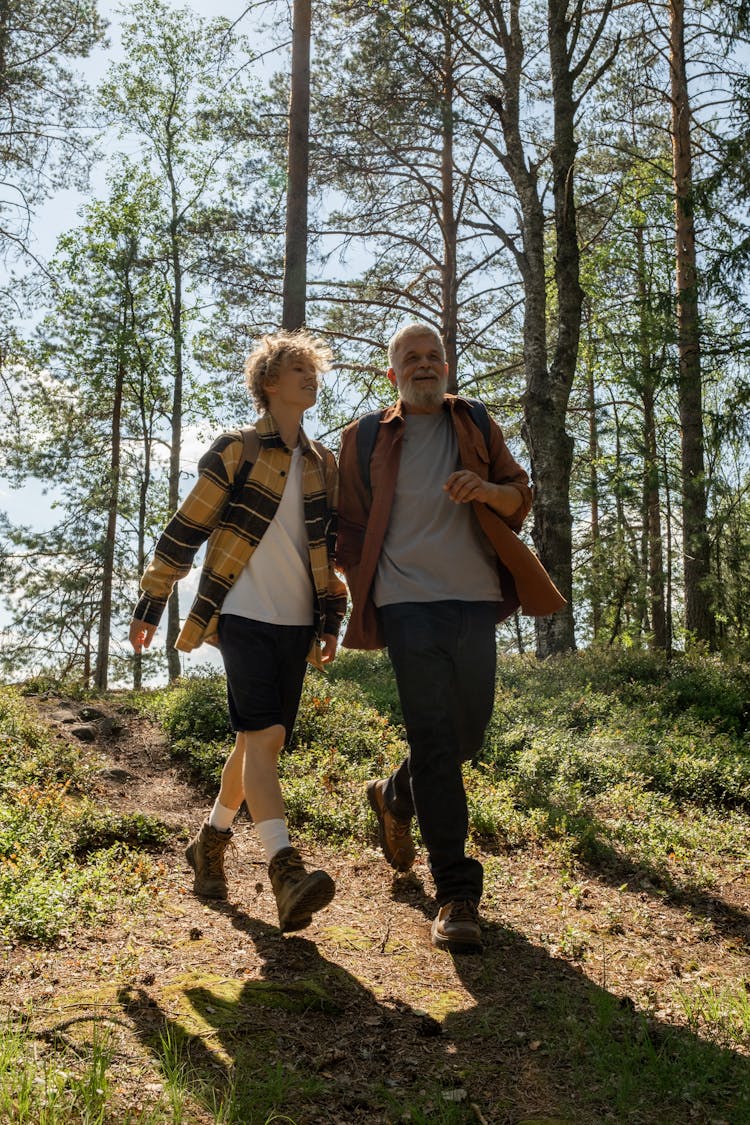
left=240, top=724, right=286, bottom=822
left=216, top=733, right=246, bottom=812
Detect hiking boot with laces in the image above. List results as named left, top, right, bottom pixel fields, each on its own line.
left=366, top=778, right=416, bottom=872
left=430, top=900, right=483, bottom=954
left=185, top=820, right=234, bottom=899
left=268, top=846, right=335, bottom=933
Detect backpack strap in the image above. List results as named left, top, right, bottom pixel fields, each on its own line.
left=355, top=409, right=385, bottom=498
left=355, top=399, right=491, bottom=498
left=229, top=426, right=260, bottom=499
left=462, top=398, right=491, bottom=451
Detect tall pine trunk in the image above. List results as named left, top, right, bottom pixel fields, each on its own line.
left=479, top=0, right=616, bottom=653
left=133, top=369, right=153, bottom=692
left=166, top=163, right=183, bottom=682
left=635, top=221, right=667, bottom=650
left=585, top=348, right=602, bottom=638
left=283, top=0, right=311, bottom=331
left=440, top=22, right=459, bottom=393
left=669, top=0, right=715, bottom=646
left=527, top=0, right=580, bottom=655
left=93, top=320, right=125, bottom=691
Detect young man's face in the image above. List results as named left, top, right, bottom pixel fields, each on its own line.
left=267, top=353, right=319, bottom=411
left=388, top=331, right=448, bottom=410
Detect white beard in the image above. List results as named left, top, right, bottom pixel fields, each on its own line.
left=398, top=375, right=448, bottom=409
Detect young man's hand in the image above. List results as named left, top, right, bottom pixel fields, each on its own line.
left=321, top=633, right=338, bottom=664
left=130, top=619, right=157, bottom=653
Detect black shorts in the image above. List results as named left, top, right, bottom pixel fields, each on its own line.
left=217, top=614, right=313, bottom=737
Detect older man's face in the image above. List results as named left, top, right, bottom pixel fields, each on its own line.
left=389, top=331, right=448, bottom=411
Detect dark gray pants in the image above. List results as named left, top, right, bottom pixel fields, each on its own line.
left=379, top=600, right=497, bottom=905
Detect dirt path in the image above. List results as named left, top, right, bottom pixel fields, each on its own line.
left=4, top=695, right=750, bottom=1124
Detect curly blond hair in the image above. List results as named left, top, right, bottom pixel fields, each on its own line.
left=244, top=329, right=333, bottom=412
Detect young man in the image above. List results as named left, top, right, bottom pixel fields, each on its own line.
left=130, top=330, right=347, bottom=933
left=336, top=323, right=564, bottom=953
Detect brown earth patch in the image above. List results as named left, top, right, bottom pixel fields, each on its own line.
left=3, top=693, right=750, bottom=1124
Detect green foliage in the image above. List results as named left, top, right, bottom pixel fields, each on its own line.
left=137, top=649, right=750, bottom=897
left=72, top=809, right=172, bottom=854
left=137, top=673, right=231, bottom=790
left=0, top=1018, right=117, bottom=1124
left=529, top=983, right=750, bottom=1119
left=326, top=649, right=403, bottom=719
left=142, top=673, right=229, bottom=745
left=0, top=0, right=105, bottom=260
left=134, top=669, right=409, bottom=842
left=0, top=688, right=160, bottom=944
left=0, top=689, right=93, bottom=793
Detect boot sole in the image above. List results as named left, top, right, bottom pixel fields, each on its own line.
left=184, top=842, right=228, bottom=900
left=366, top=781, right=415, bottom=873
left=430, top=921, right=483, bottom=955
left=279, top=870, right=335, bottom=933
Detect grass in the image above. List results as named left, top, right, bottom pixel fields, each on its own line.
left=0, top=687, right=166, bottom=942
left=0, top=1003, right=323, bottom=1125
left=3, top=649, right=750, bottom=1123
left=137, top=648, right=750, bottom=897
left=0, top=1016, right=117, bottom=1124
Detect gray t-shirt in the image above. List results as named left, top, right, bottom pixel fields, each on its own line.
left=373, top=410, right=503, bottom=607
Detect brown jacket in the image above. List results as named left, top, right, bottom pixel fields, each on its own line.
left=336, top=396, right=566, bottom=649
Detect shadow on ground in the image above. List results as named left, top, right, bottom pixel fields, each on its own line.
left=121, top=887, right=750, bottom=1125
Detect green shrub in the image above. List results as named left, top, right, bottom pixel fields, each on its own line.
left=0, top=688, right=160, bottom=946
left=326, top=649, right=402, bottom=719
left=0, top=689, right=93, bottom=795
left=0, top=843, right=157, bottom=943
left=143, top=673, right=229, bottom=744
left=72, top=809, right=173, bottom=853
left=132, top=650, right=750, bottom=892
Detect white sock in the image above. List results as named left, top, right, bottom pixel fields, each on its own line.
left=256, top=818, right=291, bottom=862
left=208, top=799, right=238, bottom=833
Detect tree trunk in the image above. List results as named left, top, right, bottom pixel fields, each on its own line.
left=0, top=0, right=8, bottom=99
left=93, top=311, right=125, bottom=691
left=669, top=0, right=715, bottom=646
left=643, top=382, right=667, bottom=649
left=283, top=0, right=311, bottom=331
left=662, top=444, right=674, bottom=658
left=134, top=391, right=153, bottom=692
left=166, top=165, right=183, bottom=682
left=476, top=0, right=616, bottom=653
left=525, top=0, right=578, bottom=655
left=634, top=221, right=667, bottom=649
left=585, top=350, right=602, bottom=638
left=487, top=49, right=575, bottom=653
left=440, top=22, right=459, bottom=394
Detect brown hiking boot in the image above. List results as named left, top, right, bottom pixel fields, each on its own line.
left=268, top=846, right=335, bottom=933
left=366, top=779, right=416, bottom=872
left=430, top=900, right=483, bottom=954
left=185, top=821, right=233, bottom=899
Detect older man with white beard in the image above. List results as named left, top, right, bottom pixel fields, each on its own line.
left=336, top=323, right=564, bottom=953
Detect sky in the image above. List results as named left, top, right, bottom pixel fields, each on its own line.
left=34, top=0, right=283, bottom=259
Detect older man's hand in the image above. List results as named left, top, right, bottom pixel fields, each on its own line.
left=444, top=471, right=523, bottom=517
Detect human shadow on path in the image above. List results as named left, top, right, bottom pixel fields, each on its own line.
left=120, top=900, right=452, bottom=1125
left=488, top=795, right=750, bottom=945
left=392, top=874, right=750, bottom=1124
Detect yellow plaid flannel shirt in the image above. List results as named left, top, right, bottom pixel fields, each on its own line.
left=133, top=413, right=347, bottom=669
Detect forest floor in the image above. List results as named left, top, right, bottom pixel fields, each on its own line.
left=2, top=690, right=750, bottom=1125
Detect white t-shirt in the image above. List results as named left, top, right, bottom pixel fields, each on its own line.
left=220, top=446, right=314, bottom=625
